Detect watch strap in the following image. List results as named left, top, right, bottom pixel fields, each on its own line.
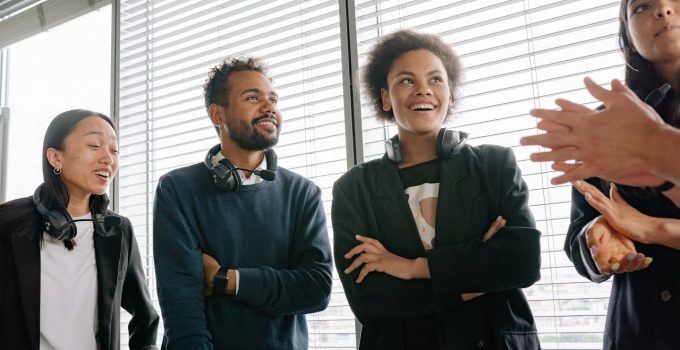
left=211, top=266, right=229, bottom=294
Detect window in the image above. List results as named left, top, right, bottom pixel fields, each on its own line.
left=117, top=0, right=624, bottom=348
left=4, top=6, right=111, bottom=202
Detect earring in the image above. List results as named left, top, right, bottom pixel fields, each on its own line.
left=53, top=167, right=62, bottom=175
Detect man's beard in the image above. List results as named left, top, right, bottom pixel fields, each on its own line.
left=225, top=116, right=280, bottom=151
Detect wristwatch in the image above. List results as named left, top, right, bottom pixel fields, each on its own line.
left=651, top=180, right=675, bottom=192
left=211, top=266, right=229, bottom=294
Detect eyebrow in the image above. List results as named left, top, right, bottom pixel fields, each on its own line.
left=83, top=131, right=104, bottom=136
left=83, top=131, right=117, bottom=140
left=240, top=88, right=278, bottom=98
left=394, top=69, right=445, bottom=76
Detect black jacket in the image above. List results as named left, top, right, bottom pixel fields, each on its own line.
left=566, top=178, right=680, bottom=350
left=332, top=145, right=541, bottom=350
left=0, top=197, right=159, bottom=350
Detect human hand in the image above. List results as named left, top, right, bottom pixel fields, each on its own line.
left=461, top=292, right=485, bottom=301
left=482, top=216, right=506, bottom=241
left=520, top=78, right=666, bottom=186
left=552, top=162, right=664, bottom=187
left=203, top=253, right=220, bottom=296
left=344, top=235, right=422, bottom=283
left=586, top=216, right=651, bottom=274
left=573, top=181, right=656, bottom=245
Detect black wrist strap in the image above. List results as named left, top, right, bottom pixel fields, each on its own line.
left=211, top=266, right=229, bottom=294
left=651, top=180, right=675, bottom=192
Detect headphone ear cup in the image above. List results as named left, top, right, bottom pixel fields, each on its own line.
left=44, top=209, right=77, bottom=240
left=436, top=128, right=466, bottom=159
left=205, top=144, right=242, bottom=192
left=385, top=135, right=403, bottom=163
left=214, top=166, right=241, bottom=191
left=33, top=185, right=76, bottom=240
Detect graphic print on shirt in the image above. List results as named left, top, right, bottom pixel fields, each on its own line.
left=404, top=182, right=439, bottom=250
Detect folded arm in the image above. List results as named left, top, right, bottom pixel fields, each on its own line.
left=232, top=186, right=333, bottom=315
left=153, top=178, right=212, bottom=349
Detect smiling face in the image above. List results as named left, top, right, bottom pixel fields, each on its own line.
left=380, top=49, right=453, bottom=137
left=626, top=0, right=680, bottom=69
left=47, top=116, right=119, bottom=201
left=210, top=70, right=282, bottom=151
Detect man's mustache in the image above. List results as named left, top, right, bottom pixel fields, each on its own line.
left=252, top=114, right=278, bottom=126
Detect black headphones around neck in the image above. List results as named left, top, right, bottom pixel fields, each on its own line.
left=385, top=128, right=468, bottom=163
left=204, top=144, right=278, bottom=191
left=33, top=185, right=112, bottom=240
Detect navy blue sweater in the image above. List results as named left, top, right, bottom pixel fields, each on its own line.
left=153, top=163, right=332, bottom=350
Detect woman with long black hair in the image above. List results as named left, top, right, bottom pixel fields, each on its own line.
left=524, top=1, right=680, bottom=348
left=0, top=109, right=159, bottom=349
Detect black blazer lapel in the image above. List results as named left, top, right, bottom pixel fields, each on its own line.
left=94, top=223, right=123, bottom=350
left=10, top=236, right=40, bottom=350
left=372, top=155, right=428, bottom=258
left=435, top=149, right=478, bottom=245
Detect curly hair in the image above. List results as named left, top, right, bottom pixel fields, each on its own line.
left=361, top=30, right=462, bottom=123
left=203, top=57, right=271, bottom=133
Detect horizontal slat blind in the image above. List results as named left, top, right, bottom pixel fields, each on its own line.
left=117, top=0, right=353, bottom=347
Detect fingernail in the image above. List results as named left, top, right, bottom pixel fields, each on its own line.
left=355, top=234, right=361, bottom=239
left=626, top=253, right=635, bottom=262
left=644, top=257, right=653, bottom=266
left=590, top=246, right=598, bottom=257
left=344, top=269, right=349, bottom=274
left=611, top=263, right=620, bottom=272
left=584, top=77, right=594, bottom=85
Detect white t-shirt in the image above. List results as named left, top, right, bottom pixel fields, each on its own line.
left=40, top=213, right=98, bottom=350
left=404, top=182, right=440, bottom=250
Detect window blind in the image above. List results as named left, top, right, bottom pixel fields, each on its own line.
left=117, top=0, right=624, bottom=348
left=117, top=0, right=354, bottom=347
left=354, top=0, right=620, bottom=348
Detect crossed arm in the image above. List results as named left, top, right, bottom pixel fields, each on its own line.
left=331, top=150, right=540, bottom=320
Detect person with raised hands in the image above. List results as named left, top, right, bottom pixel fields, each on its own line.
left=521, top=1, right=680, bottom=348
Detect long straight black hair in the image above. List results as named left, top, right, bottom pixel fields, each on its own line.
left=618, top=0, right=680, bottom=127
left=42, top=109, right=115, bottom=248
left=615, top=1, right=680, bottom=198
left=0, top=109, right=114, bottom=248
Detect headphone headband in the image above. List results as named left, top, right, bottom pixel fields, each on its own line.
left=385, top=128, right=468, bottom=163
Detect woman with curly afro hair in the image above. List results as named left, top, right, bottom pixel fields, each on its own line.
left=332, top=30, right=542, bottom=350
